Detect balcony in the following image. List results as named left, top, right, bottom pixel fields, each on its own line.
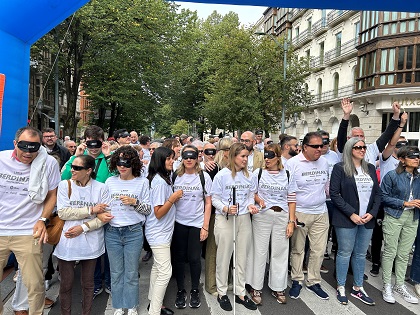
left=324, top=38, right=358, bottom=65
left=290, top=9, right=306, bottom=21
left=311, top=18, right=328, bottom=36
left=311, top=84, right=355, bottom=106
left=310, top=55, right=326, bottom=71
left=327, top=10, right=354, bottom=27
left=292, top=29, right=312, bottom=48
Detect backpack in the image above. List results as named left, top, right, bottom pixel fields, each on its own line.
left=257, top=168, right=289, bottom=184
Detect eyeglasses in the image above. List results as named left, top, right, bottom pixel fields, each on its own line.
left=240, top=139, right=252, bottom=143
left=43, top=135, right=56, bottom=139
left=68, top=146, right=77, bottom=148
left=71, top=164, right=87, bottom=171
left=306, top=144, right=323, bottom=149
left=352, top=145, right=367, bottom=151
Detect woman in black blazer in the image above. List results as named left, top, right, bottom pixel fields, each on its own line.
left=330, top=137, right=381, bottom=306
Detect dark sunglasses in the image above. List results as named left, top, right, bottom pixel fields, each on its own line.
left=116, top=159, right=132, bottom=168
left=396, top=141, right=408, bottom=148
left=204, top=148, right=216, bottom=156
left=17, top=141, right=41, bottom=153
left=119, top=132, right=130, bottom=138
left=353, top=145, right=367, bottom=151
left=322, top=138, right=330, bottom=145
left=71, top=164, right=88, bottom=171
left=182, top=151, right=198, bottom=160
left=86, top=140, right=103, bottom=149
left=306, top=144, right=323, bottom=149
left=266, top=140, right=273, bottom=145
left=264, top=151, right=276, bottom=159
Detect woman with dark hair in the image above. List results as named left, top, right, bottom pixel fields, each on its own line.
left=381, top=146, right=420, bottom=304
left=105, top=146, right=151, bottom=315
left=146, top=147, right=183, bottom=315
left=247, top=143, right=296, bottom=305
left=54, top=155, right=112, bottom=315
left=330, top=137, right=381, bottom=306
left=162, top=138, right=182, bottom=170
left=211, top=142, right=259, bottom=311
left=173, top=145, right=212, bottom=309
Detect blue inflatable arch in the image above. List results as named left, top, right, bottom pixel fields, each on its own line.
left=0, top=0, right=419, bottom=150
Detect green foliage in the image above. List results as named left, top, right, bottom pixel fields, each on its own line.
left=170, top=119, right=189, bottom=136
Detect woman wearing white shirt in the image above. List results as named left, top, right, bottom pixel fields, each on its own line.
left=172, top=145, right=212, bottom=309
left=54, top=155, right=111, bottom=315
left=247, top=143, right=296, bottom=305
left=211, top=142, right=258, bottom=311
left=146, top=147, right=182, bottom=315
left=105, top=146, right=151, bottom=315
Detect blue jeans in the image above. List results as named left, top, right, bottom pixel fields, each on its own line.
left=410, top=220, right=420, bottom=283
left=335, top=225, right=373, bottom=287
left=105, top=222, right=144, bottom=309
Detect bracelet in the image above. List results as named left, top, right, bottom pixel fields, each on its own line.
left=288, top=220, right=296, bottom=224
left=398, top=125, right=404, bottom=128
left=168, top=199, right=174, bottom=205
left=201, top=227, right=208, bottom=232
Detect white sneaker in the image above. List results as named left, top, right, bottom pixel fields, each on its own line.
left=128, top=308, right=138, bottom=315
left=393, top=284, right=419, bottom=304
left=414, top=284, right=420, bottom=298
left=45, top=280, right=50, bottom=291
left=382, top=283, right=395, bottom=304
left=113, top=309, right=124, bottom=315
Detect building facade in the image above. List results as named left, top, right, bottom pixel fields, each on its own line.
left=260, top=9, right=420, bottom=147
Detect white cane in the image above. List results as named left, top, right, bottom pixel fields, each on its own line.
left=232, top=187, right=237, bottom=315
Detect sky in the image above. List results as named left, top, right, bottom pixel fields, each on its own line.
left=175, top=1, right=267, bottom=26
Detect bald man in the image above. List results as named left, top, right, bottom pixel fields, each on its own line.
left=240, top=131, right=264, bottom=172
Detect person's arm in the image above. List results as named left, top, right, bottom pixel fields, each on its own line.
left=200, top=195, right=212, bottom=241
left=34, top=188, right=58, bottom=244
left=375, top=102, right=401, bottom=152
left=381, top=112, right=408, bottom=160
left=337, top=98, right=352, bottom=153
left=381, top=172, right=406, bottom=209
left=154, top=190, right=182, bottom=220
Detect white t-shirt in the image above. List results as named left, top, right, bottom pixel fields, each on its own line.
left=253, top=168, right=297, bottom=213
left=354, top=166, right=373, bottom=217
left=54, top=179, right=111, bottom=260
left=0, top=150, right=61, bottom=236
left=211, top=168, right=257, bottom=216
left=322, top=149, right=340, bottom=177
left=256, top=142, right=264, bottom=152
left=379, top=154, right=399, bottom=183
left=173, top=172, right=212, bottom=228
left=281, top=156, right=289, bottom=167
left=142, top=148, right=151, bottom=161
left=105, top=176, right=150, bottom=227
left=285, top=153, right=329, bottom=214
left=145, top=174, right=176, bottom=246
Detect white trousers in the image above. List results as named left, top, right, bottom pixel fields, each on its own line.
left=247, top=210, right=289, bottom=291
left=214, top=214, right=251, bottom=297
left=148, top=243, right=172, bottom=315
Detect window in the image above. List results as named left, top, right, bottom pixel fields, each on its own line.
left=354, top=21, right=360, bottom=37
left=295, top=27, right=300, bottom=39
left=333, top=73, right=339, bottom=98
left=319, top=42, right=324, bottom=63
left=36, top=79, right=41, bottom=98
left=317, top=79, right=322, bottom=101
left=409, top=112, right=420, bottom=132
left=307, top=17, right=312, bottom=33
left=336, top=32, right=342, bottom=57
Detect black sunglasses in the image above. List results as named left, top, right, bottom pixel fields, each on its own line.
left=406, top=153, right=420, bottom=159
left=116, top=159, right=132, bottom=168
left=306, top=144, right=323, bottom=149
left=71, top=164, right=87, bottom=171
left=353, top=145, right=367, bottom=151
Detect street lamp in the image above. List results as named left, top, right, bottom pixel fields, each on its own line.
left=255, top=31, right=288, bottom=134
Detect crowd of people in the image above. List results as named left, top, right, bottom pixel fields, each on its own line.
left=0, top=98, right=419, bottom=315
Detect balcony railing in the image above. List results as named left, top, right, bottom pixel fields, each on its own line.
left=327, top=10, right=353, bottom=26
left=292, top=28, right=312, bottom=47
left=312, top=84, right=355, bottom=105
left=290, top=9, right=306, bottom=20
left=324, top=38, right=358, bottom=65
left=310, top=55, right=326, bottom=70
left=311, top=18, right=328, bottom=36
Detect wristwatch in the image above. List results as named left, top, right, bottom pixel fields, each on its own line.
left=39, top=217, right=47, bottom=224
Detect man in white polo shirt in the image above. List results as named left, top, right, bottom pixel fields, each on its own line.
left=286, top=131, right=330, bottom=300
left=0, top=126, right=60, bottom=315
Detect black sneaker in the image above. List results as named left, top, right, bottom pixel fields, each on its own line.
left=189, top=289, right=201, bottom=308
left=370, top=264, right=379, bottom=277
left=175, top=289, right=186, bottom=309
left=217, top=295, right=232, bottom=311
left=93, top=287, right=103, bottom=300
left=235, top=295, right=258, bottom=310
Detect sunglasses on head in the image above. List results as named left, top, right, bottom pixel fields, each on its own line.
left=182, top=151, right=198, bottom=160
left=264, top=151, right=276, bottom=159
left=86, top=140, right=103, bottom=149
left=17, top=141, right=41, bottom=153
left=406, top=152, right=420, bottom=159
left=306, top=144, right=323, bottom=149
left=116, top=159, right=132, bottom=168
left=71, top=164, right=87, bottom=171
left=204, top=148, right=216, bottom=156
left=353, top=145, right=367, bottom=151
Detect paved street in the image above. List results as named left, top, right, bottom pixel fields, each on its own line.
left=1, top=251, right=419, bottom=315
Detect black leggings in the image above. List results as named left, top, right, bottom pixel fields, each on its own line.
left=172, top=222, right=202, bottom=291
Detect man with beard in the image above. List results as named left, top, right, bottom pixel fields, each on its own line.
left=240, top=131, right=264, bottom=172
left=280, top=136, right=299, bottom=166
left=42, top=128, right=71, bottom=169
